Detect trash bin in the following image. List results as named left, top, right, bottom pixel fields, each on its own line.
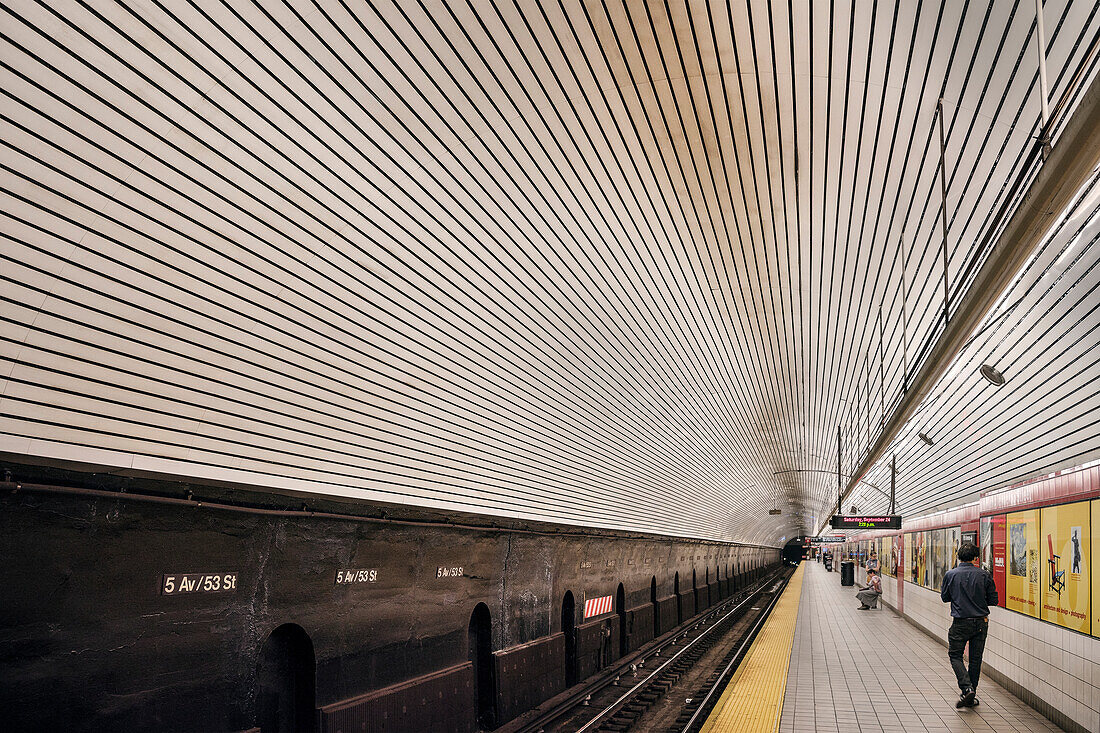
left=840, top=561, right=855, bottom=586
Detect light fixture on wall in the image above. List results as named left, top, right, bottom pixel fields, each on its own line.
left=980, top=363, right=1007, bottom=386
left=918, top=432, right=935, bottom=446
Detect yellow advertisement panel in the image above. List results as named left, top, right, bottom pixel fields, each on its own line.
left=1093, top=501, right=1100, bottom=637
left=916, top=531, right=928, bottom=587
left=1006, top=509, right=1040, bottom=617
left=905, top=533, right=914, bottom=583
left=1040, top=501, right=1090, bottom=634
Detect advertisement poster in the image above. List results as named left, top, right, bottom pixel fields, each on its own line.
left=947, top=527, right=961, bottom=573
left=1093, top=501, right=1100, bottom=638
left=931, top=528, right=947, bottom=590
left=917, top=532, right=928, bottom=587
left=1006, top=509, right=1039, bottom=617
left=1040, top=501, right=1090, bottom=634
left=906, top=533, right=916, bottom=584
left=980, top=517, right=992, bottom=573
left=990, top=514, right=1007, bottom=606
left=887, top=536, right=899, bottom=577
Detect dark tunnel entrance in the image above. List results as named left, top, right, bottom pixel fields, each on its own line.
left=616, top=582, right=627, bottom=658
left=562, top=591, right=577, bottom=687
left=674, top=571, right=682, bottom=624
left=650, top=576, right=659, bottom=639
left=257, top=623, right=316, bottom=733
left=469, top=603, right=495, bottom=730
left=782, top=538, right=805, bottom=565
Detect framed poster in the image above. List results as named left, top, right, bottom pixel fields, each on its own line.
left=980, top=517, right=993, bottom=573
left=906, top=530, right=915, bottom=581
left=931, top=528, right=947, bottom=591
left=990, top=514, right=1007, bottom=606
left=1093, top=500, right=1100, bottom=638
left=1040, top=501, right=1090, bottom=634
left=947, top=527, right=961, bottom=573
left=1006, top=509, right=1040, bottom=617
left=917, top=532, right=928, bottom=587
left=886, top=536, right=899, bottom=577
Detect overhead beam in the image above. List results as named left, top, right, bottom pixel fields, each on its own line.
left=828, top=69, right=1100, bottom=532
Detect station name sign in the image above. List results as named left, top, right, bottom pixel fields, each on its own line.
left=830, top=515, right=901, bottom=529
left=806, top=536, right=846, bottom=544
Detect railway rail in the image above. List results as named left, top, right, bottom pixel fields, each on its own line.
left=505, top=567, right=794, bottom=733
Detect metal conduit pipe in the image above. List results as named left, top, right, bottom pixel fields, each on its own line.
left=827, top=69, right=1100, bottom=533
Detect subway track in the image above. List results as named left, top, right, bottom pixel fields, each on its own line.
left=506, top=567, right=794, bottom=733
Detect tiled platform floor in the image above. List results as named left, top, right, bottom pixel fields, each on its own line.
left=778, top=562, right=1065, bottom=733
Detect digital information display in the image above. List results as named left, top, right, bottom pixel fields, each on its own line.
left=807, top=536, right=846, bottom=544
left=830, top=515, right=902, bottom=529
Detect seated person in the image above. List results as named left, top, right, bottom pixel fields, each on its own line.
left=857, top=570, right=882, bottom=610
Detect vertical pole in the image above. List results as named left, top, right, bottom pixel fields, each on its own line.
left=900, top=235, right=908, bottom=392
left=890, top=454, right=896, bottom=516
left=1035, top=0, right=1051, bottom=157
left=865, top=355, right=871, bottom=449
left=837, top=425, right=842, bottom=517
left=878, top=307, right=886, bottom=429
left=937, top=99, right=951, bottom=327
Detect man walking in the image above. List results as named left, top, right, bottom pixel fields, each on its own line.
left=940, top=543, right=998, bottom=709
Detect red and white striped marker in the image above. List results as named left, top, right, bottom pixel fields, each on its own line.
left=583, top=595, right=613, bottom=618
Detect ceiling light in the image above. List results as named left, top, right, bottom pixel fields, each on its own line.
left=980, top=363, right=1006, bottom=386
left=918, top=432, right=935, bottom=446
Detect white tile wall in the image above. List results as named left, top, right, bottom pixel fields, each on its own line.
left=891, top=580, right=1100, bottom=733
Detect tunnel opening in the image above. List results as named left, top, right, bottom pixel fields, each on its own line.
left=562, top=591, right=577, bottom=687
left=616, top=582, right=627, bottom=658
left=692, top=568, right=698, bottom=612
left=674, top=571, right=682, bottom=624
left=782, top=538, right=805, bottom=565
left=650, top=576, right=659, bottom=638
left=256, top=623, right=316, bottom=733
left=469, top=603, right=495, bottom=730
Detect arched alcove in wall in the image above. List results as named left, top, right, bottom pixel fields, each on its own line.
left=256, top=623, right=316, bottom=733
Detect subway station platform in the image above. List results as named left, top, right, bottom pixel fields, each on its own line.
left=704, top=561, right=1065, bottom=733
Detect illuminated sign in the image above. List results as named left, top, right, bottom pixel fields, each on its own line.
left=830, top=515, right=901, bottom=529
left=807, top=536, right=846, bottom=544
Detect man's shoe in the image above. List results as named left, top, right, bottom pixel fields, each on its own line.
left=956, top=687, right=975, bottom=708
left=857, top=605, right=870, bottom=609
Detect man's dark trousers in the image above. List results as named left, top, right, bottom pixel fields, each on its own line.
left=947, top=617, right=988, bottom=691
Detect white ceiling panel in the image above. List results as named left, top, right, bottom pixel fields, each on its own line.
left=1, top=0, right=1099, bottom=545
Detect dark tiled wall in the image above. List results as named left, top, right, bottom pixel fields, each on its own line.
left=493, top=634, right=566, bottom=726
left=319, top=663, right=475, bottom=733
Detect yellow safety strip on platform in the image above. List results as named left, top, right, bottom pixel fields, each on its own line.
left=700, top=564, right=804, bottom=733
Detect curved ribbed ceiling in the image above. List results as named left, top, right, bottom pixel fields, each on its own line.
left=1, top=0, right=1098, bottom=545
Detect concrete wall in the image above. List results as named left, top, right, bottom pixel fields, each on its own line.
left=0, top=482, right=777, bottom=732
left=860, top=565, right=1100, bottom=733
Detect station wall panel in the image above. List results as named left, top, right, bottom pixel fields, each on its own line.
left=574, top=618, right=615, bottom=683
left=656, top=596, right=678, bottom=635
left=678, top=590, right=696, bottom=620
left=318, top=663, right=475, bottom=733
left=493, top=634, right=566, bottom=726
left=626, top=604, right=654, bottom=652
